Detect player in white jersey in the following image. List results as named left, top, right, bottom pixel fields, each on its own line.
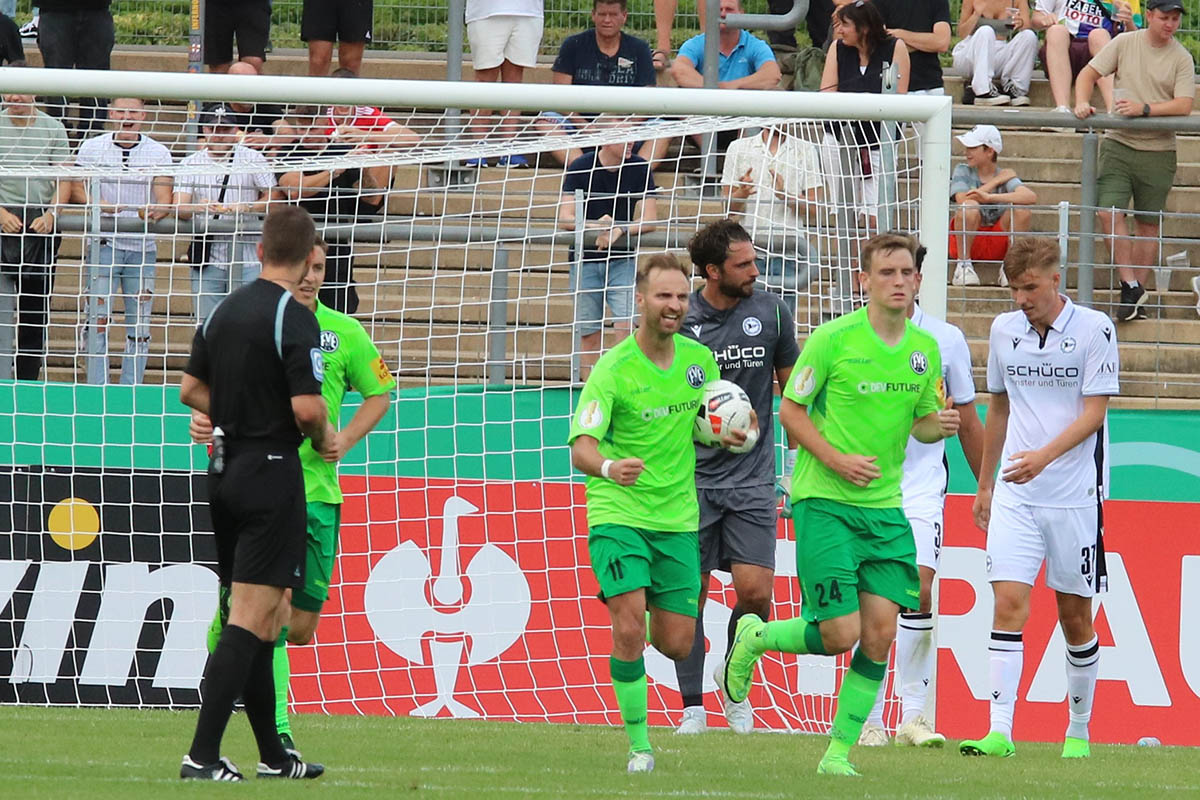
left=960, top=237, right=1119, bottom=761
left=860, top=239, right=984, bottom=748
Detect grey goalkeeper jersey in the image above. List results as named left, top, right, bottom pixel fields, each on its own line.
left=683, top=289, right=800, bottom=488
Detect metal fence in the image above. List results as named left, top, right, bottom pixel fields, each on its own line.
left=13, top=0, right=1200, bottom=64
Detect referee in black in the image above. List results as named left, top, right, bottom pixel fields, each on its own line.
left=179, top=206, right=334, bottom=781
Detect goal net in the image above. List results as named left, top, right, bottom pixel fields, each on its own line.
left=0, top=68, right=950, bottom=733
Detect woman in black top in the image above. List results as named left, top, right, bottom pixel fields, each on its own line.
left=819, top=0, right=909, bottom=233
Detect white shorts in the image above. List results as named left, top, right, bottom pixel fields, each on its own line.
left=905, top=504, right=943, bottom=571
left=467, top=15, right=543, bottom=70
left=985, top=496, right=1106, bottom=597
left=820, top=132, right=882, bottom=222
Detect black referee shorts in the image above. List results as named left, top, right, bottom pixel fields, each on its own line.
left=209, top=443, right=306, bottom=589
left=205, top=0, right=272, bottom=65
left=302, top=0, right=374, bottom=44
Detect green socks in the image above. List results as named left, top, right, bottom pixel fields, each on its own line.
left=826, top=649, right=887, bottom=760
left=760, top=617, right=826, bottom=655
left=274, top=626, right=292, bottom=738
left=610, top=655, right=651, bottom=753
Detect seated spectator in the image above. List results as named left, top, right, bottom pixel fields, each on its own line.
left=174, top=103, right=277, bottom=322
left=953, top=0, right=1037, bottom=105
left=465, top=0, right=544, bottom=168
left=225, top=61, right=297, bottom=154
left=277, top=105, right=387, bottom=314
left=204, top=0, right=270, bottom=73
left=326, top=68, right=420, bottom=152
left=38, top=0, right=115, bottom=139
left=875, top=0, right=952, bottom=98
left=303, top=0, right=373, bottom=76
left=74, top=97, right=174, bottom=385
left=670, top=0, right=781, bottom=92
left=0, top=87, right=70, bottom=381
left=539, top=0, right=669, bottom=166
left=1033, top=0, right=1135, bottom=117
left=949, top=125, right=1037, bottom=287
left=558, top=138, right=658, bottom=376
left=722, top=124, right=824, bottom=302
left=0, top=10, right=23, bottom=64
left=819, top=0, right=908, bottom=233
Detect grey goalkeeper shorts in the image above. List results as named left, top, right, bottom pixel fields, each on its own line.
left=697, top=483, right=778, bottom=573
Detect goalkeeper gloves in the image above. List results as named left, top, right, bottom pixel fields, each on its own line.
left=777, top=448, right=797, bottom=519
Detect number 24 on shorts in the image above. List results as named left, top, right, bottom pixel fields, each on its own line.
left=813, top=579, right=843, bottom=608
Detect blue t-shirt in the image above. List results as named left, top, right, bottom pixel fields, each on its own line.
left=562, top=151, right=657, bottom=262
left=552, top=30, right=656, bottom=87
left=676, top=29, right=776, bottom=82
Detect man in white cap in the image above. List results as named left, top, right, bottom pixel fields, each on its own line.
left=949, top=124, right=1038, bottom=287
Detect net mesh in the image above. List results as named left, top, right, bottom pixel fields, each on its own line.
left=0, top=88, right=938, bottom=735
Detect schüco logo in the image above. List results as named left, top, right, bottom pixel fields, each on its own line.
left=858, top=381, right=921, bottom=394
left=714, top=344, right=766, bottom=364
left=1006, top=365, right=1081, bottom=378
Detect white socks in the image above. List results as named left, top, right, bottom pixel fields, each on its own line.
left=1065, top=635, right=1100, bottom=741
left=988, top=630, right=1023, bottom=738
left=897, top=612, right=934, bottom=725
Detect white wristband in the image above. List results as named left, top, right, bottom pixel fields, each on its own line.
left=784, top=448, right=798, bottom=477
left=601, top=459, right=615, bottom=480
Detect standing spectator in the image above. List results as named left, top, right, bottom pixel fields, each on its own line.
left=1074, top=0, right=1195, bottom=321
left=557, top=138, right=658, bottom=376
left=175, top=104, right=277, bottom=323
left=37, top=0, right=114, bottom=139
left=225, top=62, right=297, bottom=155
left=875, top=0, right=952, bottom=97
left=205, top=0, right=271, bottom=74
left=464, top=0, right=544, bottom=168
left=766, top=0, right=838, bottom=51
left=0, top=10, right=23, bottom=64
left=74, top=97, right=174, bottom=385
left=953, top=0, right=1038, bottom=105
left=949, top=125, right=1038, bottom=287
left=538, top=0, right=664, bottom=166
left=722, top=124, right=824, bottom=303
left=303, top=0, right=373, bottom=76
left=670, top=0, right=781, bottom=91
left=1034, top=0, right=1135, bottom=118
left=819, top=0, right=909, bottom=233
left=0, top=88, right=70, bottom=381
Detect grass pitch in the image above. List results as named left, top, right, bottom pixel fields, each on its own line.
left=2, top=706, right=1196, bottom=799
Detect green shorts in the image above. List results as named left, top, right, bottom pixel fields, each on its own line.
left=793, top=498, right=919, bottom=622
left=1096, top=138, right=1177, bottom=224
left=588, top=524, right=700, bottom=617
left=292, top=501, right=341, bottom=613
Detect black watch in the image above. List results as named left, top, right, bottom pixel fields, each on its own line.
left=1143, top=103, right=1151, bottom=117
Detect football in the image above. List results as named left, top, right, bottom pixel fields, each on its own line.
left=694, top=379, right=758, bottom=453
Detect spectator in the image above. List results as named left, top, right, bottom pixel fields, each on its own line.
left=277, top=105, right=387, bottom=314
left=1034, top=0, right=1135, bottom=118
left=464, top=0, right=544, bottom=168
left=670, top=0, right=781, bottom=91
left=37, top=0, right=114, bottom=139
left=766, top=0, right=838, bottom=51
left=1075, top=0, right=1195, bottom=322
left=224, top=61, right=295, bottom=153
left=953, top=0, right=1037, bottom=105
left=0, top=10, right=23, bottom=64
left=174, top=104, right=277, bottom=322
left=949, top=125, right=1038, bottom=287
left=819, top=0, right=908, bottom=233
left=539, top=0, right=666, bottom=167
left=74, top=97, right=174, bottom=385
left=0, top=88, right=70, bottom=381
left=205, top=0, right=271, bottom=73
left=326, top=67, right=420, bottom=153
left=558, top=137, right=658, bottom=376
left=722, top=124, right=824, bottom=302
left=303, top=0, right=373, bottom=76
left=875, top=0, right=952, bottom=97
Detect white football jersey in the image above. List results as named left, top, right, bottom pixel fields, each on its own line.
left=901, top=304, right=976, bottom=515
left=986, top=295, right=1119, bottom=508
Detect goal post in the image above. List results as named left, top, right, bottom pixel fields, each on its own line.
left=0, top=67, right=952, bottom=732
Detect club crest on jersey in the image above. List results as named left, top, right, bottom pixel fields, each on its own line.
left=1060, top=336, right=1077, bottom=354
left=577, top=400, right=604, bottom=429
left=686, top=364, right=707, bottom=389
left=742, top=316, right=762, bottom=336
left=320, top=330, right=340, bottom=352
left=910, top=351, right=929, bottom=375
left=794, top=365, right=815, bottom=396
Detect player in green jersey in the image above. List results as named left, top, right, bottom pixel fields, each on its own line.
left=718, top=233, right=961, bottom=777
left=192, top=238, right=394, bottom=753
left=568, top=254, right=749, bottom=774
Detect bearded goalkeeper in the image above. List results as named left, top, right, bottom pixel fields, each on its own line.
left=193, top=238, right=394, bottom=754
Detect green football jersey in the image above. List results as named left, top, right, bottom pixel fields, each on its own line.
left=299, top=301, right=396, bottom=504
left=784, top=307, right=943, bottom=508
left=567, top=334, right=720, bottom=532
